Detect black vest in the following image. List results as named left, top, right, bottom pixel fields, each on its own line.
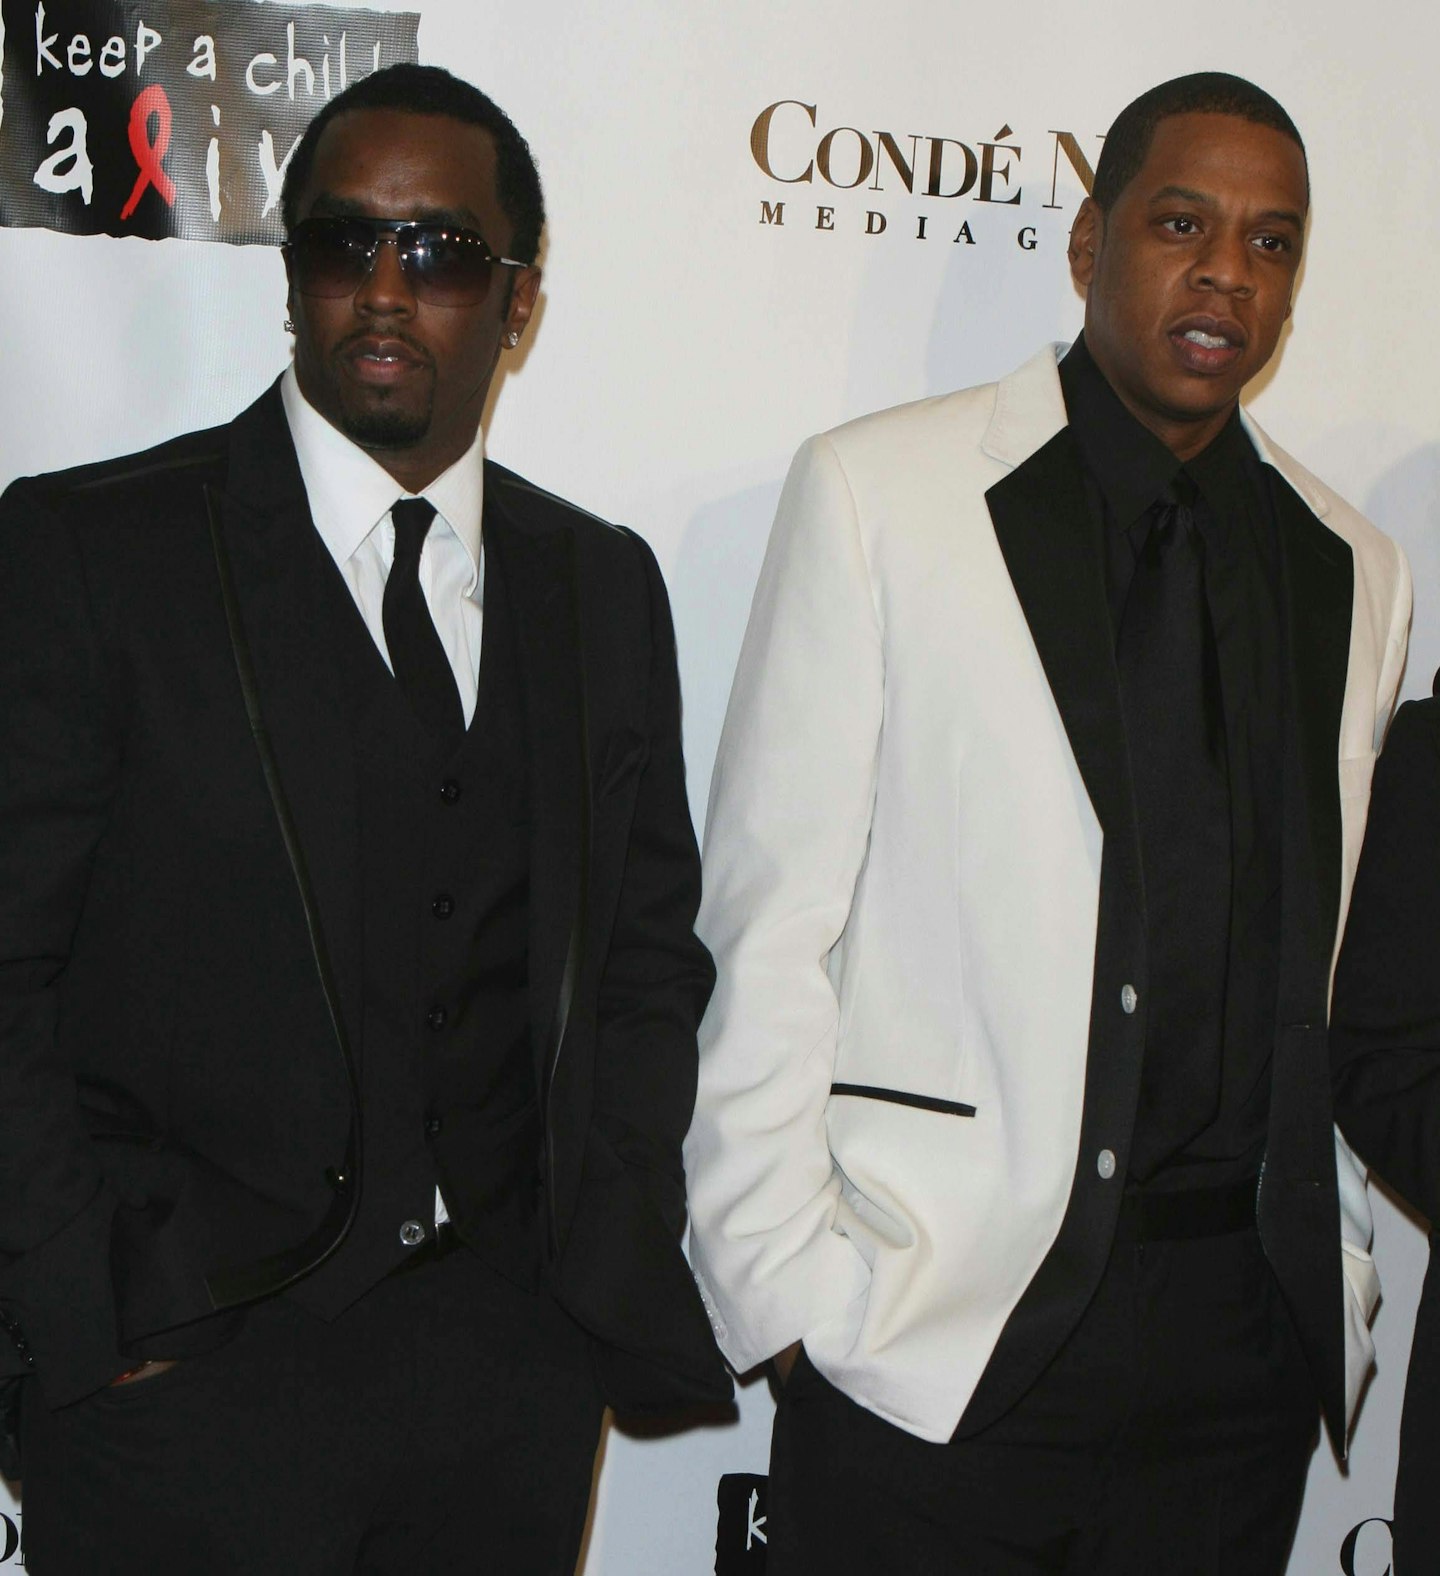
left=290, top=540, right=541, bottom=1318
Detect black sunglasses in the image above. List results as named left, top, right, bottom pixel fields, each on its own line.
left=283, top=216, right=529, bottom=307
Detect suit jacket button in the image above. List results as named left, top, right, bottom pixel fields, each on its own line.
left=325, top=1167, right=350, bottom=1192
left=439, top=779, right=461, bottom=804
left=399, top=1220, right=426, bottom=1248
left=1096, top=1148, right=1117, bottom=1180
left=426, top=1005, right=448, bottom=1031
left=431, top=893, right=454, bottom=919
left=425, top=1116, right=443, bottom=1137
left=1120, top=984, right=1138, bottom=1015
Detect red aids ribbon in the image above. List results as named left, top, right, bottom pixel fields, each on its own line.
left=119, top=84, right=177, bottom=222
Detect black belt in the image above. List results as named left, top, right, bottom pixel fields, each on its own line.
left=1114, top=1173, right=1259, bottom=1244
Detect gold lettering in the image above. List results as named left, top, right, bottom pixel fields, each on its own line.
left=816, top=127, right=874, bottom=190
left=868, top=132, right=920, bottom=193
left=926, top=138, right=977, bottom=199
left=1042, top=130, right=1099, bottom=210
left=750, top=100, right=816, bottom=184
left=978, top=126, right=1021, bottom=205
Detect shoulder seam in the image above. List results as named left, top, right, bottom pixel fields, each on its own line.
left=494, top=471, right=628, bottom=537
left=67, top=449, right=224, bottom=494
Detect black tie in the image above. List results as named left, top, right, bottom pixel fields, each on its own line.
left=382, top=498, right=465, bottom=742
left=1116, top=476, right=1232, bottom=1180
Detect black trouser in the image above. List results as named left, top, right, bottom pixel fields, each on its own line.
left=767, top=1223, right=1317, bottom=1575
left=18, top=1247, right=603, bottom=1574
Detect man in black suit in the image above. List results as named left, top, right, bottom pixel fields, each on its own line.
left=1331, top=685, right=1440, bottom=1569
left=0, top=62, right=727, bottom=1574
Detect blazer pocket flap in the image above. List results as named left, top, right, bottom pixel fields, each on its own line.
left=829, top=1083, right=976, bottom=1118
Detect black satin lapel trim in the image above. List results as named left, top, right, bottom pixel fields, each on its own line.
left=483, top=498, right=589, bottom=1113
left=208, top=450, right=365, bottom=1081
left=223, top=379, right=311, bottom=519
left=1246, top=476, right=1354, bottom=1453
left=986, top=428, right=1138, bottom=864
left=1272, top=471, right=1353, bottom=1021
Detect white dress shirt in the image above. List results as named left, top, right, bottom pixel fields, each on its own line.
left=281, top=366, right=489, bottom=1225
left=280, top=365, right=485, bottom=727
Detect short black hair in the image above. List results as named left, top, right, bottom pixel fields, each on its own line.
left=1092, top=72, right=1307, bottom=211
left=280, top=63, right=545, bottom=261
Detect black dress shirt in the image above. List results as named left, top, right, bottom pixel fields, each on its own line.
left=1059, top=335, right=1283, bottom=1191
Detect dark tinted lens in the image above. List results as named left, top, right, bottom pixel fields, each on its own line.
left=402, top=227, right=494, bottom=306
left=288, top=218, right=373, bottom=298
left=285, top=219, right=497, bottom=305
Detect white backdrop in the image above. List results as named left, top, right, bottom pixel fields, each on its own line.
left=2, top=1, right=1438, bottom=1570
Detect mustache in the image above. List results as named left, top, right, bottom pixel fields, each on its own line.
left=333, top=328, right=435, bottom=369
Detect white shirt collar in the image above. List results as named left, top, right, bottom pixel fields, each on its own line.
left=280, top=365, right=485, bottom=582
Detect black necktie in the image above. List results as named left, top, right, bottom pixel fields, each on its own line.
left=1116, top=476, right=1232, bottom=1180
left=382, top=498, right=465, bottom=742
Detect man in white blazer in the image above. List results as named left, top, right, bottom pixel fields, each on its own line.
left=685, top=72, right=1410, bottom=1573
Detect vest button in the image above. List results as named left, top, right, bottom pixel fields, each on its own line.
left=426, top=1005, right=448, bottom=1031
left=431, top=893, right=455, bottom=919
left=399, top=1219, right=426, bottom=1248
left=439, top=779, right=461, bottom=804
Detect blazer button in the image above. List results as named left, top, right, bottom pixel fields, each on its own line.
left=439, top=779, right=462, bottom=804
left=1096, top=1148, right=1117, bottom=1180
left=1120, top=984, right=1138, bottom=1015
left=426, top=1005, right=448, bottom=1031
left=431, top=893, right=455, bottom=919
left=399, top=1220, right=426, bottom=1248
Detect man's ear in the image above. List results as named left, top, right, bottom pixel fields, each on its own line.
left=504, top=266, right=542, bottom=344
left=1068, top=198, right=1101, bottom=292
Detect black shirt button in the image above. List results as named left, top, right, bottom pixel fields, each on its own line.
left=427, top=1005, right=448, bottom=1031
left=439, top=779, right=461, bottom=804
left=425, top=1116, right=443, bottom=1137
left=431, top=893, right=454, bottom=919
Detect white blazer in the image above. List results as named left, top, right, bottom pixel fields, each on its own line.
left=685, top=344, right=1411, bottom=1444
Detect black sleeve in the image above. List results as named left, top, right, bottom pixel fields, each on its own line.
left=0, top=478, right=129, bottom=1403
left=589, top=533, right=715, bottom=1239
left=1332, top=697, right=1440, bottom=1221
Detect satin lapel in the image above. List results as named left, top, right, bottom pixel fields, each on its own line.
left=1261, top=472, right=1354, bottom=1448
left=482, top=489, right=589, bottom=1099
left=986, top=428, right=1141, bottom=893
left=206, top=388, right=364, bottom=1057
left=1272, top=471, right=1353, bottom=1023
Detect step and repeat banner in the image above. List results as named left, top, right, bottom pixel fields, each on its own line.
left=1, top=1, right=1437, bottom=1570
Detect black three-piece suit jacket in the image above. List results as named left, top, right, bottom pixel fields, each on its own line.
left=0, top=381, right=730, bottom=1418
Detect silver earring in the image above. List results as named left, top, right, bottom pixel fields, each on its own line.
left=505, top=331, right=519, bottom=347
left=284, top=317, right=296, bottom=333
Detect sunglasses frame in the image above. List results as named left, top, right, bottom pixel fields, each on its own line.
left=283, top=215, right=530, bottom=305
